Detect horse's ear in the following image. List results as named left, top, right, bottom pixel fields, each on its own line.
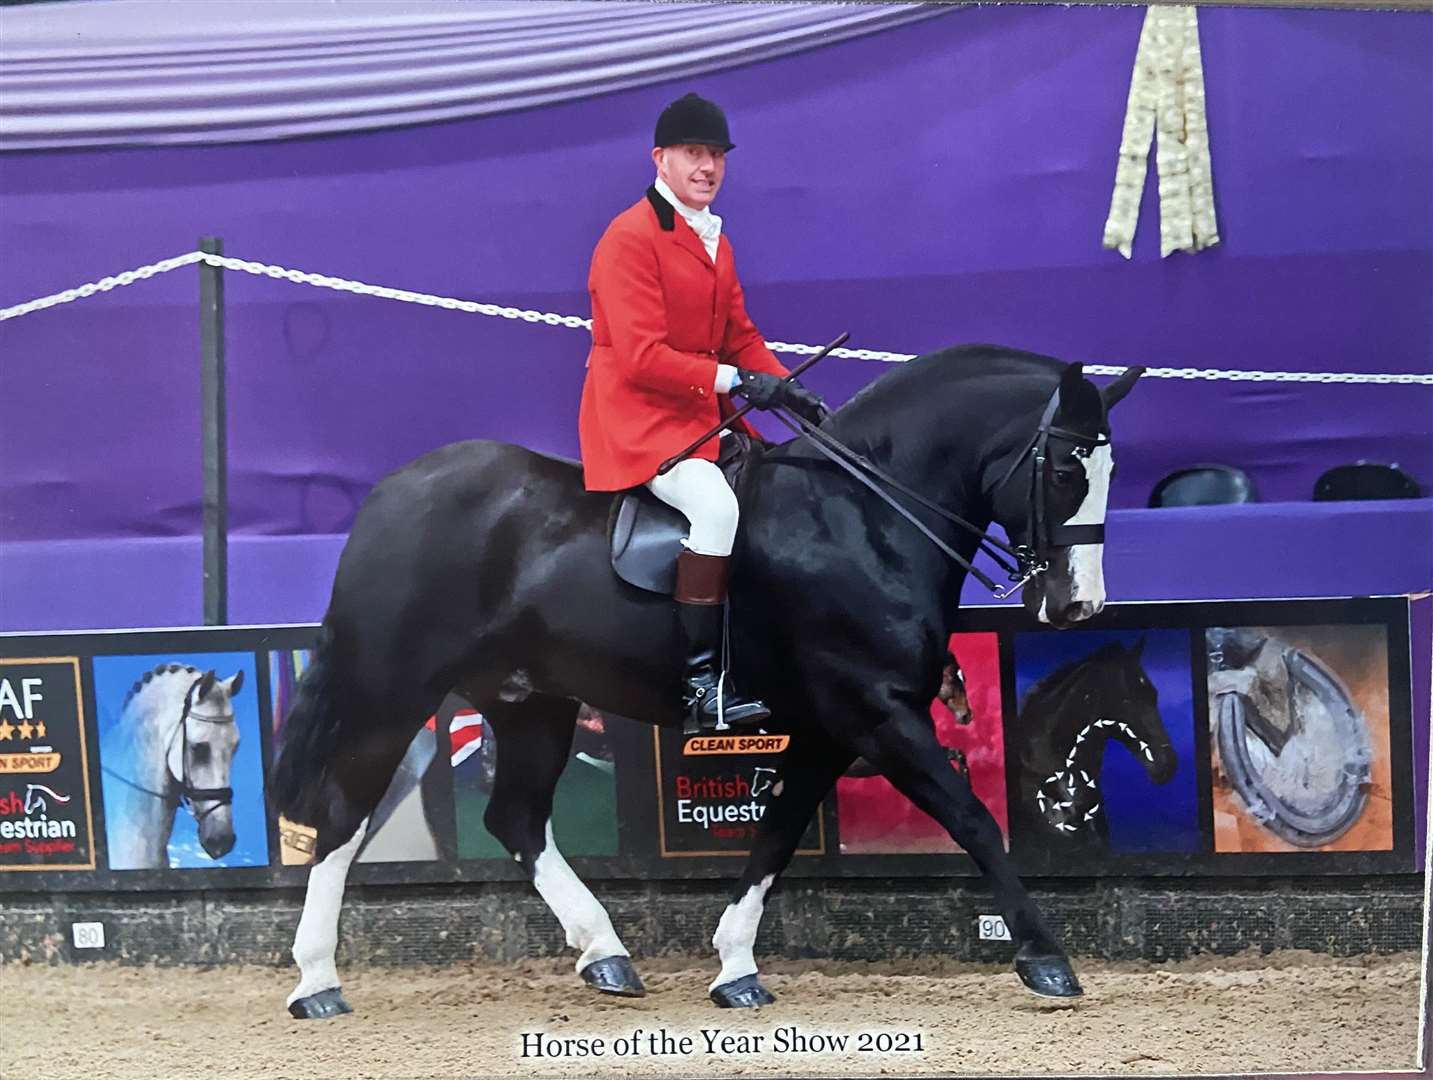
left=1058, top=361, right=1101, bottom=424
left=226, top=670, right=245, bottom=698
left=1101, top=365, right=1145, bottom=411
left=195, top=671, right=217, bottom=703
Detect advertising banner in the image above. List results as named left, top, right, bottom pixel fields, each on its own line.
left=652, top=729, right=823, bottom=858
left=0, top=594, right=1420, bottom=893
left=0, top=658, right=95, bottom=871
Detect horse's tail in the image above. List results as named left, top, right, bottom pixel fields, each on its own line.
left=268, top=623, right=346, bottom=827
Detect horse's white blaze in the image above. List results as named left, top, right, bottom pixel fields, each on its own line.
left=288, top=818, right=367, bottom=1004
left=1066, top=444, right=1113, bottom=610
left=531, top=820, right=629, bottom=970
left=710, top=873, right=775, bottom=989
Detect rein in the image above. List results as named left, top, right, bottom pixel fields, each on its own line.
left=101, top=676, right=235, bottom=822
left=769, top=390, right=1109, bottom=599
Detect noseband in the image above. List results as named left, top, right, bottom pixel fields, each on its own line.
left=101, top=676, right=236, bottom=822
left=770, top=387, right=1108, bottom=599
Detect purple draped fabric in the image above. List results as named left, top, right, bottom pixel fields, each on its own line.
left=0, top=4, right=1430, bottom=547
left=0, top=0, right=943, bottom=149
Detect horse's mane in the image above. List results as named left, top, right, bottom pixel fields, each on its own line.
left=832, top=344, right=1066, bottom=421
left=1021, top=641, right=1130, bottom=718
left=123, top=663, right=200, bottom=709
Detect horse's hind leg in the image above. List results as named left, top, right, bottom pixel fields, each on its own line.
left=854, top=709, right=1082, bottom=999
left=481, top=695, right=643, bottom=997
left=287, top=816, right=369, bottom=1018
left=708, top=734, right=853, bottom=1008
left=285, top=690, right=447, bottom=1019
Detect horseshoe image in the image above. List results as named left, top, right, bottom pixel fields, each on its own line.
left=1210, top=634, right=1372, bottom=847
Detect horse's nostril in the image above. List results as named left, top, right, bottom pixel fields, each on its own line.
left=1062, top=601, right=1095, bottom=624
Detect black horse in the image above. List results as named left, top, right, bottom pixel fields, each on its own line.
left=1010, top=639, right=1178, bottom=856
left=269, top=344, right=1142, bottom=1018
left=844, top=651, right=970, bottom=778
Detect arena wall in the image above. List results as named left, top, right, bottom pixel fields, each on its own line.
left=1, top=597, right=1424, bottom=968
left=2, top=878, right=1421, bottom=969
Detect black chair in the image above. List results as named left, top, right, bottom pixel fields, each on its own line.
left=1148, top=465, right=1257, bottom=508
left=1313, top=462, right=1422, bottom=501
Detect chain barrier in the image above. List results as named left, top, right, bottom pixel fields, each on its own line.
left=4, top=249, right=1431, bottom=385
left=0, top=251, right=205, bottom=322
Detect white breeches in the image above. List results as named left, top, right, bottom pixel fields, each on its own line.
left=647, top=457, right=739, bottom=557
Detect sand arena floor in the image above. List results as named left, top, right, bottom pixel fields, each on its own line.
left=0, top=950, right=1422, bottom=1079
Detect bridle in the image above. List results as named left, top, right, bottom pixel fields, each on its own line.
left=101, top=676, right=236, bottom=822
left=992, top=390, right=1111, bottom=577
left=770, top=387, right=1109, bottom=599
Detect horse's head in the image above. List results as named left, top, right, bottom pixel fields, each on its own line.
left=987, top=362, right=1143, bottom=628
left=1084, top=638, right=1177, bottom=785
left=1207, top=627, right=1269, bottom=671
left=167, top=669, right=243, bottom=858
left=937, top=651, right=972, bottom=725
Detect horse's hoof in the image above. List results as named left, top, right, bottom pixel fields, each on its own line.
left=580, top=955, right=646, bottom=998
left=710, top=974, right=775, bottom=1009
left=288, top=987, right=353, bottom=1019
left=1014, top=947, right=1083, bottom=999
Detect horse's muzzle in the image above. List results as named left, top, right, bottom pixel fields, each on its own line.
left=1041, top=599, right=1099, bottom=628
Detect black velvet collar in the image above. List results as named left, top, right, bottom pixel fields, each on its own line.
left=645, top=185, right=676, bottom=231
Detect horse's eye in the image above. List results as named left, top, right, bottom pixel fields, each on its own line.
left=1052, top=469, right=1078, bottom=487
left=192, top=744, right=211, bottom=766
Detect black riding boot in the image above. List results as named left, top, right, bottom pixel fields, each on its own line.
left=675, top=550, right=771, bottom=733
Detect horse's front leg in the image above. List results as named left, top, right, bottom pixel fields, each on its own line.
left=853, top=706, right=1082, bottom=998
left=708, top=734, right=853, bottom=1008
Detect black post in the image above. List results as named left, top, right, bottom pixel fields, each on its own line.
left=199, top=237, right=228, bottom=626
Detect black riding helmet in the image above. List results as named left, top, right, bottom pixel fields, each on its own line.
left=654, top=93, right=734, bottom=152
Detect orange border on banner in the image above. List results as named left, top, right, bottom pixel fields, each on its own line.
left=0, top=657, right=96, bottom=872
left=652, top=729, right=825, bottom=858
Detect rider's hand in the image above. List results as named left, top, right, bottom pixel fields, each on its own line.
left=734, top=371, right=830, bottom=425
left=732, top=370, right=784, bottom=408
left=782, top=377, right=831, bottom=426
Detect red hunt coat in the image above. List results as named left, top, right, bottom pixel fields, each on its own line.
left=578, top=187, right=790, bottom=492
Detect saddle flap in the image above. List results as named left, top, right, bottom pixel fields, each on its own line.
left=607, top=433, right=764, bottom=596
left=609, top=489, right=688, bottom=595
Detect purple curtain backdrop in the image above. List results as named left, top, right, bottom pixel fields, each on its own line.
left=1, top=5, right=1430, bottom=546
left=0, top=1, right=943, bottom=149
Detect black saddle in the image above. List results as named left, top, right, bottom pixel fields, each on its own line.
left=608, top=433, right=762, bottom=595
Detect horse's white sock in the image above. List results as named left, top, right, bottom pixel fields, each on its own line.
left=710, top=874, right=775, bottom=989
left=288, top=818, right=367, bottom=1004
left=530, top=820, right=628, bottom=971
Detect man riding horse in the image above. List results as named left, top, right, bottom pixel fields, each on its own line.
left=273, top=91, right=1148, bottom=1020
left=578, top=93, right=828, bottom=733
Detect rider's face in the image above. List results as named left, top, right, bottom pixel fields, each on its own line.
left=653, top=143, right=726, bottom=209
